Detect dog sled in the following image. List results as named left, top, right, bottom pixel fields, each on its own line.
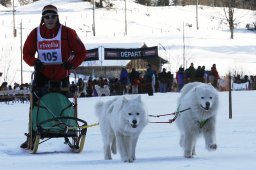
left=25, top=73, right=97, bottom=154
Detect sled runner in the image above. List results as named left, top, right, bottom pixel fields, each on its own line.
left=25, top=73, right=97, bottom=154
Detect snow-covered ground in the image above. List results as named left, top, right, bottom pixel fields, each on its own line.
left=0, top=0, right=256, bottom=84
left=1, top=91, right=256, bottom=170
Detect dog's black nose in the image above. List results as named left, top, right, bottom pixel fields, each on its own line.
left=132, top=119, right=137, bottom=125
left=206, top=102, right=210, bottom=107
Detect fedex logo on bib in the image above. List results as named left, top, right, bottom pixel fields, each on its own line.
left=38, top=40, right=60, bottom=50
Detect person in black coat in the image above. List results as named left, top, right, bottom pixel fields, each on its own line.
left=129, top=68, right=140, bottom=94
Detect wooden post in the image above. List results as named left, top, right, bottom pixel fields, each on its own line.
left=229, top=73, right=232, bottom=119
left=20, top=21, right=23, bottom=84
left=74, top=72, right=78, bottom=118
left=12, top=0, right=16, bottom=37
left=28, top=73, right=34, bottom=150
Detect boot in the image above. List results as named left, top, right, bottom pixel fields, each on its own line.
left=20, top=140, right=28, bottom=149
left=20, top=133, right=29, bottom=149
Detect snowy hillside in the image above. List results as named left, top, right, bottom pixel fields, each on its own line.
left=0, top=0, right=256, bottom=84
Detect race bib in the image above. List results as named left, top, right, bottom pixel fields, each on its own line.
left=37, top=26, right=62, bottom=64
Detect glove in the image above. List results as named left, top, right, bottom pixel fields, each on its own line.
left=34, top=59, right=43, bottom=72
left=62, top=61, right=74, bottom=70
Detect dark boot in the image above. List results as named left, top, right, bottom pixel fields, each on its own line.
left=20, top=133, right=29, bottom=149
left=20, top=140, right=28, bottom=149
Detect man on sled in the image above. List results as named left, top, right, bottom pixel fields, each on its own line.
left=20, top=4, right=86, bottom=149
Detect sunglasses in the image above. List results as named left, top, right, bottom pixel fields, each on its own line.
left=43, top=15, right=58, bottom=20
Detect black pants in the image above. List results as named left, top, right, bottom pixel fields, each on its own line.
left=145, top=76, right=153, bottom=96
left=32, top=72, right=70, bottom=102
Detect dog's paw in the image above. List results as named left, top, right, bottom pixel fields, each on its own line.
left=123, top=158, right=134, bottom=163
left=184, top=151, right=193, bottom=158
left=208, top=144, right=217, bottom=151
left=104, top=156, right=112, bottom=160
left=184, top=154, right=193, bottom=158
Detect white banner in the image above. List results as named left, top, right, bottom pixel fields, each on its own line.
left=232, top=82, right=249, bottom=91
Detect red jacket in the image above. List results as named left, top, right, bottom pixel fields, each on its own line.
left=23, top=24, right=86, bottom=81
left=211, top=67, right=220, bottom=79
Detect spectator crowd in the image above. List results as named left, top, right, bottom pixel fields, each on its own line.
left=2, top=63, right=256, bottom=102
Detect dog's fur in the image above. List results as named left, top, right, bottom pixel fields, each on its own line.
left=176, top=82, right=219, bottom=158
left=95, top=96, right=148, bottom=162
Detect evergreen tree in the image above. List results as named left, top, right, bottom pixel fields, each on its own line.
left=157, top=0, right=169, bottom=6
left=136, top=0, right=152, bottom=6
left=157, top=0, right=164, bottom=6
left=172, top=0, right=178, bottom=5
left=0, top=0, right=11, bottom=7
left=18, top=0, right=32, bottom=6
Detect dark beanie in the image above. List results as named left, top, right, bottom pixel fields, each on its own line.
left=42, top=5, right=58, bottom=16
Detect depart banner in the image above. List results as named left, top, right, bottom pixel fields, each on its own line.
left=104, top=46, right=158, bottom=60
left=85, top=48, right=99, bottom=61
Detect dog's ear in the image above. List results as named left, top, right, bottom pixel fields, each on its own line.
left=116, top=96, right=128, bottom=111
left=136, top=95, right=142, bottom=103
left=107, top=104, right=114, bottom=114
left=119, top=96, right=129, bottom=110
left=122, top=96, right=129, bottom=103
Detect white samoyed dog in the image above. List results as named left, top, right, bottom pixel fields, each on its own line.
left=176, top=82, right=219, bottom=158
left=95, top=95, right=148, bottom=162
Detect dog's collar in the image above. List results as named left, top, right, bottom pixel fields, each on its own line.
left=197, top=119, right=208, bottom=129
